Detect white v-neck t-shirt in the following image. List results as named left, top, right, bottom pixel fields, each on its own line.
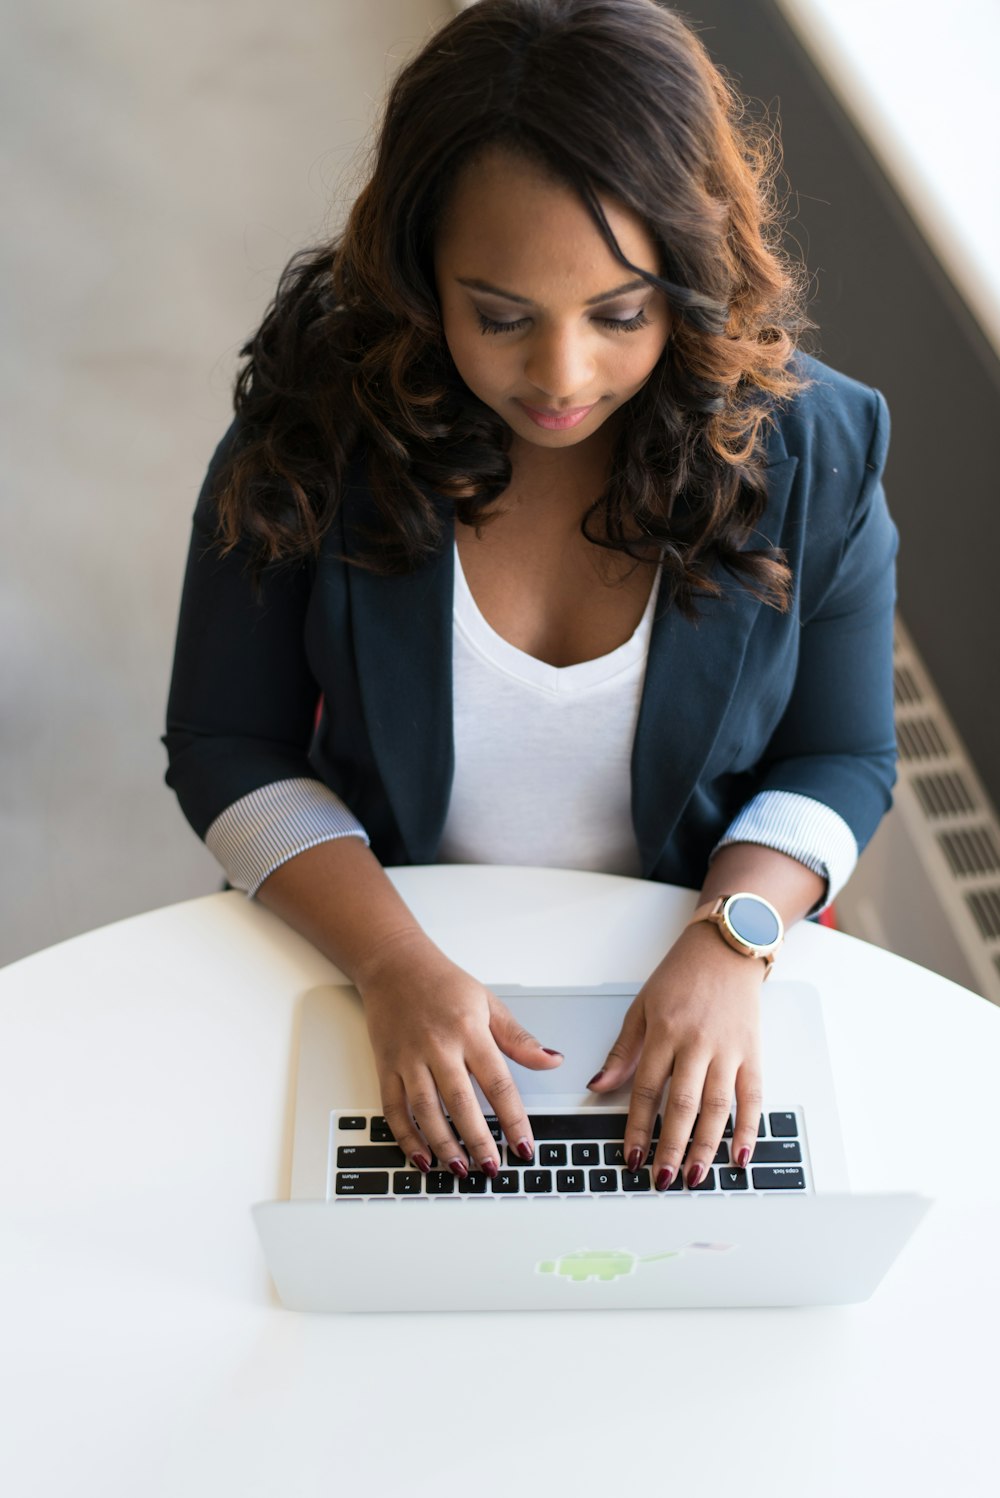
left=437, top=543, right=662, bottom=875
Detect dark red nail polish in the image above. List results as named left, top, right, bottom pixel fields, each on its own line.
left=687, top=1163, right=704, bottom=1189
left=481, top=1159, right=499, bottom=1179
left=516, top=1138, right=534, bottom=1162
left=542, top=1048, right=563, bottom=1057
left=627, top=1147, right=643, bottom=1173
left=655, top=1166, right=674, bottom=1191
left=448, top=1157, right=468, bottom=1178
left=587, top=1070, right=605, bottom=1088
left=736, top=1147, right=750, bottom=1169
left=412, top=1154, right=431, bottom=1174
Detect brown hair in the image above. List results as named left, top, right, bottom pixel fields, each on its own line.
left=216, top=0, right=811, bottom=614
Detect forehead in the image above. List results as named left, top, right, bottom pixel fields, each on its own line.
left=434, top=147, right=660, bottom=288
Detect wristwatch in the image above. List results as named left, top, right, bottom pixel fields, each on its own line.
left=685, top=892, right=784, bottom=979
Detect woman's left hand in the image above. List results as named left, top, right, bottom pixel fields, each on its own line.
left=586, top=920, right=767, bottom=1190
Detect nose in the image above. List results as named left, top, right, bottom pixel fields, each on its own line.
left=523, top=324, right=596, bottom=403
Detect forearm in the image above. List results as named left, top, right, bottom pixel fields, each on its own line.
left=254, top=837, right=434, bottom=985
left=700, top=842, right=825, bottom=929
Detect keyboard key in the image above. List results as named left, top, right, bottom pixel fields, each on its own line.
left=757, top=1115, right=766, bottom=1137
left=722, top=1115, right=733, bottom=1138
left=622, top=1169, right=652, bottom=1191
left=719, top=1168, right=748, bottom=1191
left=336, top=1172, right=389, bottom=1195
left=370, top=1116, right=395, bottom=1142
left=589, top=1168, right=618, bottom=1192
left=556, top=1170, right=586, bottom=1192
left=688, top=1169, right=716, bottom=1191
left=483, top=1116, right=502, bottom=1142
left=712, top=1142, right=729, bottom=1165
left=748, top=1140, right=802, bottom=1164
left=337, top=1144, right=407, bottom=1169
left=525, top=1170, right=553, bottom=1193
left=753, top=1166, right=805, bottom=1190
left=459, top=1171, right=488, bottom=1194
left=337, top=1116, right=365, bottom=1130
left=426, top=1171, right=456, bottom=1194
left=540, top=1144, right=567, bottom=1166
left=492, top=1170, right=520, bottom=1193
left=604, top=1142, right=655, bottom=1167
left=506, top=1145, right=534, bottom=1167
left=769, top=1112, right=799, bottom=1138
left=393, top=1171, right=423, bottom=1194
left=572, top=1143, right=601, bottom=1166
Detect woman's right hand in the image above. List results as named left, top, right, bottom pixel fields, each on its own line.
left=354, top=929, right=564, bottom=1178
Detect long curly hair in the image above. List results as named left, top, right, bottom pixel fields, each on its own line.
left=215, top=0, right=812, bottom=615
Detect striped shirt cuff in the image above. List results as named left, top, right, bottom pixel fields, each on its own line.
left=709, top=790, right=858, bottom=915
left=205, top=777, right=370, bottom=897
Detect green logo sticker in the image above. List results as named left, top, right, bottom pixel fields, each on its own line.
left=536, top=1243, right=735, bottom=1282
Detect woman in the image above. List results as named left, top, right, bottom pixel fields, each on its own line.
left=163, top=0, right=897, bottom=1194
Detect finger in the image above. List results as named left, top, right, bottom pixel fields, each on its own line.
left=489, top=996, right=564, bottom=1071
left=380, top=1074, right=435, bottom=1173
left=682, top=1060, right=736, bottom=1186
left=622, top=1050, right=673, bottom=1175
left=404, top=1066, right=471, bottom=1176
left=474, top=1051, right=537, bottom=1163
left=436, top=1065, right=502, bottom=1179
left=732, top=1060, right=765, bottom=1173
left=651, top=1059, right=707, bottom=1191
left=586, top=997, right=647, bottom=1092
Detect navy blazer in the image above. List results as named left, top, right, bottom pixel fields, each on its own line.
left=163, top=352, right=898, bottom=889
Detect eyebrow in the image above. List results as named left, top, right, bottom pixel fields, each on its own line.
left=455, top=276, right=651, bottom=307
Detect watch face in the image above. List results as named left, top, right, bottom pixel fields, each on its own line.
left=726, top=896, right=781, bottom=949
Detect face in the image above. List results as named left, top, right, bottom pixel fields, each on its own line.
left=433, top=147, right=671, bottom=475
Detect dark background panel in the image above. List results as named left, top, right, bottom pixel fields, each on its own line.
left=674, top=0, right=1000, bottom=807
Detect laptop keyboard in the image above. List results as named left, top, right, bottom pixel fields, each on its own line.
left=329, top=1107, right=809, bottom=1199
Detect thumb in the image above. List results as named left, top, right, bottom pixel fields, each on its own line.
left=488, top=996, right=564, bottom=1071
left=588, top=1004, right=646, bottom=1091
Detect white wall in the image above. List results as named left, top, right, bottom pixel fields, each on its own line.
left=1, top=1, right=452, bottom=966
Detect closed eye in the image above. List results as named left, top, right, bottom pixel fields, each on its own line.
left=476, top=310, right=651, bottom=336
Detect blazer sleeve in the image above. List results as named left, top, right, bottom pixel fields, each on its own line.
left=162, top=420, right=338, bottom=843
left=750, top=386, right=899, bottom=856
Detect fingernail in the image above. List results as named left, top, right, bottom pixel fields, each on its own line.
left=542, top=1048, right=563, bottom=1057
left=481, top=1159, right=499, bottom=1179
left=448, top=1157, right=468, bottom=1178
left=516, top=1138, right=534, bottom=1162
left=686, top=1163, right=704, bottom=1189
left=627, top=1147, right=643, bottom=1173
left=411, top=1154, right=431, bottom=1174
left=736, top=1147, right=750, bottom=1169
left=655, top=1166, right=674, bottom=1191
left=586, top=1070, right=605, bottom=1088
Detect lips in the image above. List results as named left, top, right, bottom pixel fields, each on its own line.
left=518, top=401, right=596, bottom=430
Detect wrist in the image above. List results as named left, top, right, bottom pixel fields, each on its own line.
left=352, top=925, right=444, bottom=992
left=674, top=919, right=770, bottom=983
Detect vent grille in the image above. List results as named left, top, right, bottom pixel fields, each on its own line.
left=966, top=889, right=1000, bottom=941
left=857, top=615, right=1000, bottom=1003
left=897, top=716, right=949, bottom=761
left=938, top=827, right=1000, bottom=878
left=893, top=663, right=923, bottom=707
left=911, top=770, right=977, bottom=819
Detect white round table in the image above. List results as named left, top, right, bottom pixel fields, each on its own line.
left=1, top=867, right=997, bottom=1497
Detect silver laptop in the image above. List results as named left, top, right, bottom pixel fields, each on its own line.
left=252, top=979, right=931, bottom=1312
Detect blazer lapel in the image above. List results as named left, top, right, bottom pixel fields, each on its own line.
left=631, top=455, right=799, bottom=876
left=342, top=456, right=455, bottom=864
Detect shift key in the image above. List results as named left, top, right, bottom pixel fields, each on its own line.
left=337, top=1144, right=407, bottom=1168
